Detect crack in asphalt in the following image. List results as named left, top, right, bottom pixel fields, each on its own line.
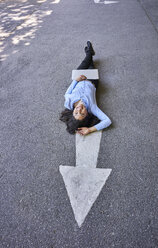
left=137, top=0, right=158, bottom=35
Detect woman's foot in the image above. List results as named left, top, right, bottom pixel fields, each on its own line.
left=84, top=41, right=95, bottom=56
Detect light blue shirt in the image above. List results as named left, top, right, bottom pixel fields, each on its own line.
left=64, top=80, right=112, bottom=131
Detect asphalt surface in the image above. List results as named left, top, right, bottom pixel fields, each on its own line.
left=0, top=0, right=158, bottom=247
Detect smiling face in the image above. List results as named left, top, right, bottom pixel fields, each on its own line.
left=73, top=102, right=88, bottom=120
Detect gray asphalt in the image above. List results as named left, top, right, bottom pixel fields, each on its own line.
left=0, top=0, right=158, bottom=247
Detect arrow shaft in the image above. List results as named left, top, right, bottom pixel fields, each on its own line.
left=104, top=1, right=118, bottom=4
left=76, top=131, right=102, bottom=168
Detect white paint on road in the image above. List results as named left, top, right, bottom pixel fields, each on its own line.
left=76, top=130, right=102, bottom=168
left=51, top=0, right=61, bottom=4
left=60, top=166, right=111, bottom=227
left=94, top=0, right=119, bottom=4
left=59, top=132, right=112, bottom=227
left=72, top=69, right=99, bottom=80
left=104, top=1, right=118, bottom=4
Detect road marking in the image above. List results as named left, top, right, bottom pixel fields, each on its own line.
left=94, top=0, right=119, bottom=4
left=60, top=131, right=112, bottom=227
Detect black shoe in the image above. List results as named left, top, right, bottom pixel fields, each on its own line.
left=86, top=41, right=95, bottom=56
left=84, top=46, right=89, bottom=54
left=84, top=46, right=95, bottom=56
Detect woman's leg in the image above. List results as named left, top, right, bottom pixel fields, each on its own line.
left=91, top=79, right=99, bottom=89
left=88, top=59, right=99, bottom=89
left=77, top=51, right=93, bottom=70
left=77, top=44, right=99, bottom=89
left=88, top=59, right=95, bottom=69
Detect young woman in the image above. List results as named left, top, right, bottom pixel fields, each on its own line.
left=60, top=41, right=112, bottom=136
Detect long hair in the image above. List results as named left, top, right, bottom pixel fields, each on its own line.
left=59, top=108, right=100, bottom=134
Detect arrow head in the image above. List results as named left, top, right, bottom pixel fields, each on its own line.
left=59, top=165, right=112, bottom=227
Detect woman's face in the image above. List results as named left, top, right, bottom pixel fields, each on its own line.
left=73, top=102, right=88, bottom=120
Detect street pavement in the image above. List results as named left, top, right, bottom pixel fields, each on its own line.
left=0, top=0, right=158, bottom=247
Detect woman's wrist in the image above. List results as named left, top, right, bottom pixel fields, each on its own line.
left=89, top=126, right=97, bottom=133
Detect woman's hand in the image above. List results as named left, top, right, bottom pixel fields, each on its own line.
left=76, top=126, right=97, bottom=136
left=76, top=75, right=87, bottom=82
left=76, top=127, right=90, bottom=136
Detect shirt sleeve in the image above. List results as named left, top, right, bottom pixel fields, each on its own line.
left=64, top=80, right=78, bottom=110
left=91, top=105, right=112, bottom=131
left=64, top=80, right=78, bottom=96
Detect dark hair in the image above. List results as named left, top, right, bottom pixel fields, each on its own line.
left=59, top=108, right=100, bottom=134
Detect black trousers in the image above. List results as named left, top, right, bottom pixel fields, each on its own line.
left=77, top=52, right=99, bottom=89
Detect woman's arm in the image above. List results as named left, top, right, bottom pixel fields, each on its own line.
left=91, top=105, right=112, bottom=131
left=64, top=75, right=87, bottom=96
left=64, top=80, right=78, bottom=96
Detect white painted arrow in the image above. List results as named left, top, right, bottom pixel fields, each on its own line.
left=59, top=131, right=112, bottom=227
left=94, top=0, right=119, bottom=4
left=104, top=1, right=118, bottom=4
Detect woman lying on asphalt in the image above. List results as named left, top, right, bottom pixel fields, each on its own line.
left=60, top=41, right=112, bottom=136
